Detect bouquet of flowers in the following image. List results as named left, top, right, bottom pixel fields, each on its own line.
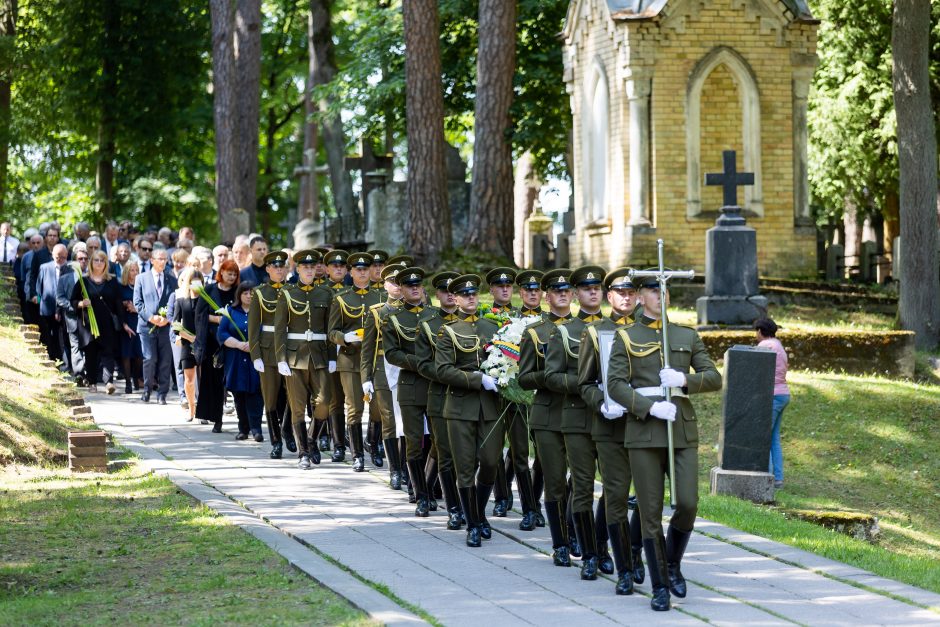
left=171, top=321, right=195, bottom=339
left=149, top=306, right=168, bottom=334
left=72, top=263, right=99, bottom=338
left=193, top=286, right=246, bottom=341
left=479, top=315, right=542, bottom=406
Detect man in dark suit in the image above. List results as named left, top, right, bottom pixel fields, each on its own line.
left=133, top=247, right=177, bottom=404
left=36, top=244, right=70, bottom=363
left=240, top=235, right=268, bottom=285
left=57, top=244, right=89, bottom=382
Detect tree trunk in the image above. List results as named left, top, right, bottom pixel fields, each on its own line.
left=310, top=0, right=357, bottom=243
left=235, top=0, right=261, bottom=230
left=465, top=0, right=516, bottom=257
left=893, top=0, right=940, bottom=350
left=210, top=0, right=242, bottom=242
left=0, top=0, right=15, bottom=215
left=403, top=0, right=450, bottom=265
left=297, top=6, right=319, bottom=225
left=95, top=0, right=119, bottom=221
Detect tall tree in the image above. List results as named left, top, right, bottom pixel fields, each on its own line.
left=464, top=0, right=516, bottom=257
left=235, top=0, right=262, bottom=222
left=403, top=0, right=450, bottom=264
left=296, top=5, right=319, bottom=225
left=95, top=0, right=118, bottom=220
left=893, top=0, right=940, bottom=350
left=0, top=0, right=15, bottom=214
left=210, top=0, right=242, bottom=241
left=310, top=0, right=357, bottom=242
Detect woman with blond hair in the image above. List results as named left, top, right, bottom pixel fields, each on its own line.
left=119, top=260, right=144, bottom=394
left=171, top=267, right=202, bottom=421
left=70, top=250, right=122, bottom=394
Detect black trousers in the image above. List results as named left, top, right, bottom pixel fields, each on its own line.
left=83, top=337, right=116, bottom=385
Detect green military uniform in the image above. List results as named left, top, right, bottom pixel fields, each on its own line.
left=366, top=249, right=389, bottom=294
left=383, top=266, right=436, bottom=516
left=248, top=250, right=292, bottom=459
left=361, top=262, right=407, bottom=483
left=273, top=249, right=333, bottom=468
left=518, top=268, right=574, bottom=566
left=328, top=251, right=381, bottom=470
left=544, top=265, right=607, bottom=580
left=416, top=271, right=461, bottom=529
left=577, top=267, right=644, bottom=594
left=435, top=274, right=502, bottom=547
left=607, top=282, right=721, bottom=610
left=323, top=249, right=350, bottom=457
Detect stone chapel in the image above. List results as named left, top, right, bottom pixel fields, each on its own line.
left=562, top=0, right=819, bottom=276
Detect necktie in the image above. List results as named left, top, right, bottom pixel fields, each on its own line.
left=157, top=273, right=162, bottom=296
left=2, top=237, right=6, bottom=263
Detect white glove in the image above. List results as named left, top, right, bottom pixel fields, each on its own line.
left=277, top=361, right=292, bottom=377
left=253, top=358, right=265, bottom=372
left=343, top=331, right=361, bottom=343
left=649, top=401, right=676, bottom=422
left=600, top=402, right=624, bottom=420
left=660, top=368, right=687, bottom=388
left=328, top=360, right=337, bottom=373
left=362, top=380, right=374, bottom=396
left=481, top=374, right=498, bottom=392
left=597, top=383, right=605, bottom=393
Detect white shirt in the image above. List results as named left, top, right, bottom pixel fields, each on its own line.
left=1, top=235, right=18, bottom=263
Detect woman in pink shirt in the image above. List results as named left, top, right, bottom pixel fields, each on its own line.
left=755, top=318, right=790, bottom=489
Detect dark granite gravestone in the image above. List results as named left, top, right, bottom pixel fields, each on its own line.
left=710, top=344, right=777, bottom=503
left=717, top=345, right=776, bottom=470
left=826, top=243, right=845, bottom=281
left=696, top=150, right=769, bottom=325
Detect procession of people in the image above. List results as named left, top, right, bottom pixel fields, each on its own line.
left=6, top=219, right=724, bottom=612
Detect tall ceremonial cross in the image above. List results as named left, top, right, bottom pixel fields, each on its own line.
left=704, top=150, right=754, bottom=226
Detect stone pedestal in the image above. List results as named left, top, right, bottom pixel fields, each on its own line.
left=697, top=212, right=767, bottom=325
left=710, top=468, right=775, bottom=504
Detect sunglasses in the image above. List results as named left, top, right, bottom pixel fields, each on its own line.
left=139, top=246, right=153, bottom=251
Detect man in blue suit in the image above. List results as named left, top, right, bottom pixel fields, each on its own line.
left=133, top=247, right=177, bottom=404
left=36, top=244, right=70, bottom=363
left=57, top=244, right=89, bottom=383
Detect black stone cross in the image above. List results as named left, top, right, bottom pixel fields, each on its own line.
left=705, top=150, right=753, bottom=209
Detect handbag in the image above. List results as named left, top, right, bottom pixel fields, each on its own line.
left=212, top=347, right=225, bottom=369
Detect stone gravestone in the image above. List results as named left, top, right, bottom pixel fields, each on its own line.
left=696, top=151, right=768, bottom=325
left=710, top=345, right=776, bottom=503
left=826, top=243, right=845, bottom=281
left=859, top=240, right=878, bottom=283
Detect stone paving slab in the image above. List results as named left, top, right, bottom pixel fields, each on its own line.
left=89, top=391, right=940, bottom=627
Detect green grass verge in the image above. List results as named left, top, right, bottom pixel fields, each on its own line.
left=0, top=467, right=374, bottom=626
left=694, top=370, right=940, bottom=595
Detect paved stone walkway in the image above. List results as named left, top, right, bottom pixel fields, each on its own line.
left=88, top=391, right=940, bottom=626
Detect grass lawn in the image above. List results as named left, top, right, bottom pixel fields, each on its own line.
left=693, top=370, right=940, bottom=595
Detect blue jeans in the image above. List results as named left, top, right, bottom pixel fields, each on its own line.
left=769, top=394, right=790, bottom=481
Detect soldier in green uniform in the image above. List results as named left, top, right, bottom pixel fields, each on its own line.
left=607, top=278, right=721, bottom=611
left=329, top=251, right=381, bottom=472
left=248, top=250, right=292, bottom=459
left=519, top=269, right=575, bottom=565
left=367, top=249, right=388, bottom=292
left=544, top=265, right=611, bottom=581
left=416, top=271, right=462, bottom=529
left=273, top=249, right=333, bottom=469
left=577, top=268, right=645, bottom=595
left=323, top=249, right=350, bottom=457
left=435, top=274, right=502, bottom=547
left=516, top=270, right=547, bottom=528
left=383, top=266, right=437, bottom=516
left=361, top=262, right=406, bottom=487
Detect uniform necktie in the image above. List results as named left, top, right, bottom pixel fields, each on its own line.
left=355, top=288, right=369, bottom=295
left=582, top=314, right=602, bottom=323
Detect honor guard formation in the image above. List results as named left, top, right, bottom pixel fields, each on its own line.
left=240, top=246, right=721, bottom=612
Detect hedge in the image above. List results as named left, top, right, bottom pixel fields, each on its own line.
left=699, top=329, right=915, bottom=378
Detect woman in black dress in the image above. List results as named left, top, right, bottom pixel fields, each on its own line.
left=70, top=250, right=123, bottom=394
left=172, top=268, right=201, bottom=422
left=194, top=259, right=239, bottom=430
left=119, top=260, right=144, bottom=393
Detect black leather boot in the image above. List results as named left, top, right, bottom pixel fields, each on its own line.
left=665, top=524, right=692, bottom=598
left=544, top=501, right=571, bottom=567
left=350, top=427, right=366, bottom=472
left=283, top=415, right=297, bottom=453
left=644, top=537, right=671, bottom=611
left=369, top=421, right=384, bottom=467
left=629, top=509, right=645, bottom=584
left=269, top=441, right=283, bottom=460
left=330, top=414, right=346, bottom=462
left=384, top=438, right=402, bottom=490
left=607, top=523, right=634, bottom=595
left=595, top=495, right=614, bottom=574
left=290, top=418, right=310, bottom=460
left=439, top=470, right=463, bottom=530
left=408, top=459, right=430, bottom=517
left=492, top=462, right=509, bottom=517
left=424, top=455, right=439, bottom=511
left=267, top=409, right=281, bottom=446
left=516, top=470, right=538, bottom=531
left=574, top=510, right=599, bottom=580
left=476, top=483, right=494, bottom=540
left=458, top=486, right=481, bottom=547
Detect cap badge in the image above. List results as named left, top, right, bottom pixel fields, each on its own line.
left=587, top=272, right=595, bottom=280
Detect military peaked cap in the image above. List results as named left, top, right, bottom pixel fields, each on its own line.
left=264, top=250, right=290, bottom=267
left=604, top=267, right=636, bottom=291
left=571, top=265, right=606, bottom=287
left=293, top=249, right=321, bottom=265
left=448, top=274, right=482, bottom=295
left=485, top=266, right=517, bottom=286
left=541, top=268, right=572, bottom=291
